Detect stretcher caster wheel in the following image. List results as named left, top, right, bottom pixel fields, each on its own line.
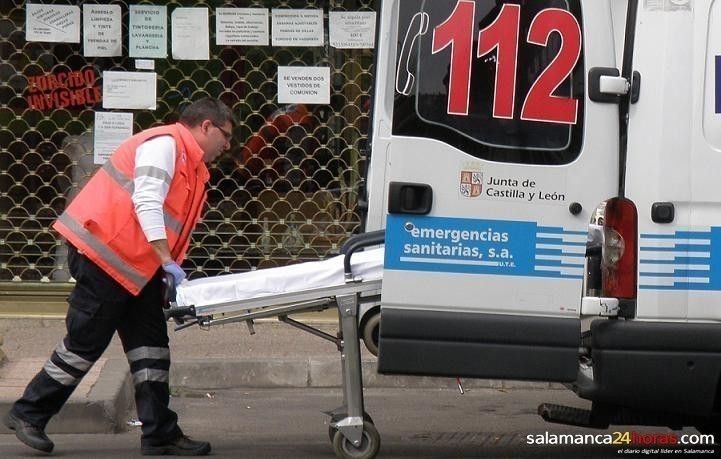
left=328, top=412, right=374, bottom=442
left=331, top=420, right=380, bottom=459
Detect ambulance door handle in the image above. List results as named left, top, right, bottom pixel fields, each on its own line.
left=387, top=182, right=433, bottom=215
left=651, top=202, right=674, bottom=223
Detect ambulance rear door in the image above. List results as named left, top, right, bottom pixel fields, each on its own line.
left=376, top=0, right=621, bottom=381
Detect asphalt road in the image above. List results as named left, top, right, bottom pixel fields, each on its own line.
left=1, top=388, right=714, bottom=458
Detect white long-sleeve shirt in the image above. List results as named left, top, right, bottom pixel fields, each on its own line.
left=132, top=135, right=176, bottom=242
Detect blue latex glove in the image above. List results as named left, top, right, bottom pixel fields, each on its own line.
left=162, top=261, right=186, bottom=285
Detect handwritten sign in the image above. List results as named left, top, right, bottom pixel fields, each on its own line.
left=272, top=9, right=324, bottom=47
left=83, top=4, right=122, bottom=57
left=26, top=4, right=80, bottom=43
left=329, top=11, right=376, bottom=49
left=171, top=8, right=210, bottom=60
left=129, top=5, right=167, bottom=58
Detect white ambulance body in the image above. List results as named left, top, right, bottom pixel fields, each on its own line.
left=365, top=0, right=721, bottom=434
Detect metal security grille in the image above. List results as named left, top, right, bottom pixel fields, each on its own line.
left=0, top=0, right=376, bottom=287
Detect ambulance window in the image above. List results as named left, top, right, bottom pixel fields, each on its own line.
left=393, top=0, right=584, bottom=165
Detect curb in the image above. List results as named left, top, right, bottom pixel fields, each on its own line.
left=169, top=358, right=567, bottom=391
left=2, top=358, right=564, bottom=435
left=0, top=359, right=132, bottom=435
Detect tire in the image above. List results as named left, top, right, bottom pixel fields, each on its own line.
left=331, top=420, right=380, bottom=459
left=361, top=311, right=380, bottom=356
left=328, top=412, right=374, bottom=442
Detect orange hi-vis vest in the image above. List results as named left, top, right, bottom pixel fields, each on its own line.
left=53, top=123, right=210, bottom=295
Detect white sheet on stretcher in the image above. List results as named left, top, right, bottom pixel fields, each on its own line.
left=176, top=247, right=384, bottom=308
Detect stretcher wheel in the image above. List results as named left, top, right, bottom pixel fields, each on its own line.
left=331, top=420, right=380, bottom=459
left=328, top=412, right=374, bottom=442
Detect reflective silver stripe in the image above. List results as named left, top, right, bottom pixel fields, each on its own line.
left=58, top=213, right=147, bottom=291
left=164, top=213, right=183, bottom=235
left=102, top=161, right=134, bottom=193
left=132, top=368, right=169, bottom=385
left=43, top=360, right=79, bottom=386
left=136, top=166, right=172, bottom=186
left=126, top=346, right=170, bottom=363
left=104, top=160, right=184, bottom=235
left=56, top=341, right=93, bottom=372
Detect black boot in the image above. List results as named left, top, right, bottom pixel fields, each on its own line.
left=141, top=435, right=211, bottom=456
left=3, top=411, right=54, bottom=453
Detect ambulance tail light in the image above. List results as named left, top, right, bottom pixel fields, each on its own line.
left=600, top=197, right=637, bottom=299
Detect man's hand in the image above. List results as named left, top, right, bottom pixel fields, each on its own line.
left=162, top=261, right=186, bottom=285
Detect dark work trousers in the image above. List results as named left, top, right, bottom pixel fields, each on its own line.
left=11, top=244, right=182, bottom=445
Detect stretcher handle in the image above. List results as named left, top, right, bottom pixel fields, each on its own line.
left=161, top=272, right=177, bottom=307
left=341, top=230, right=385, bottom=279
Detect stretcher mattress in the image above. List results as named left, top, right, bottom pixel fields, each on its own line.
left=176, top=247, right=384, bottom=308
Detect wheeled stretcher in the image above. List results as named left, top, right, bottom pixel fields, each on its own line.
left=163, top=230, right=385, bottom=459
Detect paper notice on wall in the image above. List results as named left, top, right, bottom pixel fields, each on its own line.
left=102, top=71, right=157, bottom=110
left=26, top=4, right=80, bottom=43
left=216, top=8, right=269, bottom=46
left=329, top=11, right=376, bottom=49
left=172, top=8, right=209, bottom=60
left=129, top=5, right=167, bottom=58
left=93, top=112, right=134, bottom=165
left=83, top=4, right=122, bottom=57
left=277, top=66, right=330, bottom=104
left=271, top=9, right=324, bottom=47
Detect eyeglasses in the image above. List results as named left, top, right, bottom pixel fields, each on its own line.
left=212, top=122, right=232, bottom=141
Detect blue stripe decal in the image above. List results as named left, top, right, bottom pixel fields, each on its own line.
left=640, top=231, right=711, bottom=239
left=716, top=55, right=721, bottom=114
left=537, top=226, right=587, bottom=236
left=385, top=215, right=584, bottom=280
left=639, top=228, right=720, bottom=290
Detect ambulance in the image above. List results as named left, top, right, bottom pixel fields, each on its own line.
left=364, top=0, right=721, bottom=438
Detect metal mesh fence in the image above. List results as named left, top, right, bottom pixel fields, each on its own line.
left=0, top=0, right=376, bottom=286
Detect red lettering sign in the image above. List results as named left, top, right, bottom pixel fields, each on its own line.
left=25, top=67, right=101, bottom=111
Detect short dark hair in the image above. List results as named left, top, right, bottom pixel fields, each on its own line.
left=179, top=98, right=233, bottom=128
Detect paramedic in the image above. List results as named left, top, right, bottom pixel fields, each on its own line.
left=3, top=98, right=233, bottom=456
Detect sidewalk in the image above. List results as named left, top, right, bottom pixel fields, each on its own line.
left=0, top=316, right=560, bottom=434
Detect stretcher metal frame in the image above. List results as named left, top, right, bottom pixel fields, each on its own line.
left=163, top=230, right=386, bottom=459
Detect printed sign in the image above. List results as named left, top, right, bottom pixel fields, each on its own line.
left=216, top=8, right=269, bottom=46
left=172, top=8, right=210, bottom=60
left=459, top=162, right=568, bottom=205
left=93, top=112, right=133, bottom=165
left=329, top=11, right=376, bottom=49
left=272, top=9, right=324, bottom=47
left=25, top=68, right=101, bottom=111
left=385, top=215, right=585, bottom=279
left=26, top=4, right=80, bottom=43
left=129, top=5, right=167, bottom=58
left=277, top=66, right=330, bottom=104
left=102, top=71, right=157, bottom=110
left=83, top=4, right=122, bottom=57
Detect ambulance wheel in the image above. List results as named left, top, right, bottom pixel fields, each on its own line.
left=331, top=420, right=380, bottom=459
left=328, top=412, right=374, bottom=442
left=361, top=310, right=380, bottom=356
